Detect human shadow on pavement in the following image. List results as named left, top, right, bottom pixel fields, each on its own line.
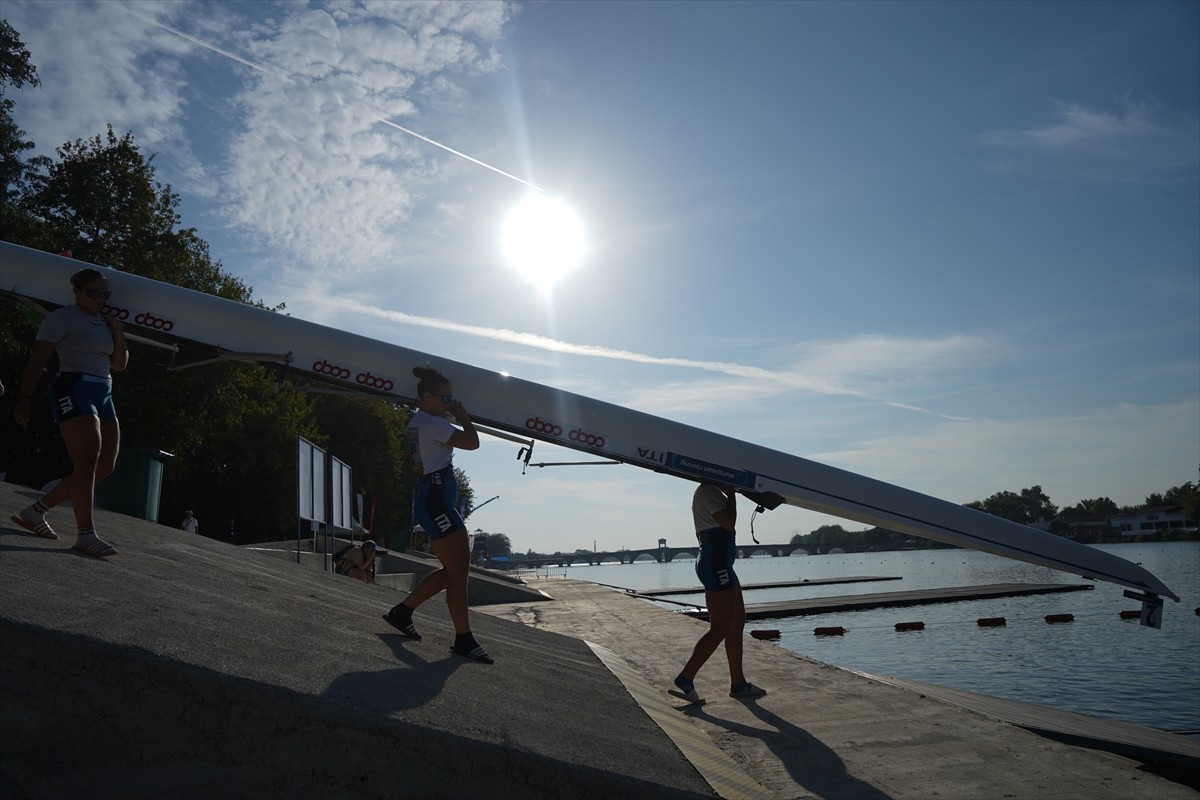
left=688, top=699, right=894, bottom=800
left=319, top=632, right=466, bottom=716
left=0, top=526, right=70, bottom=554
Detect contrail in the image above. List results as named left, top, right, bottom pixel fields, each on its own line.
left=371, top=117, right=540, bottom=190
left=123, top=7, right=542, bottom=191
left=324, top=296, right=973, bottom=421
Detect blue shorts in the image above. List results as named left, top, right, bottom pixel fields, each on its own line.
left=413, top=465, right=464, bottom=541
left=50, top=372, right=116, bottom=424
left=696, top=527, right=739, bottom=592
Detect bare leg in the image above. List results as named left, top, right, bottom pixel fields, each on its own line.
left=723, top=589, right=747, bottom=685
left=95, top=418, right=120, bottom=482
left=430, top=529, right=471, bottom=635
left=40, top=415, right=103, bottom=531
left=680, top=588, right=739, bottom=681
left=401, top=567, right=448, bottom=609
left=399, top=528, right=470, bottom=625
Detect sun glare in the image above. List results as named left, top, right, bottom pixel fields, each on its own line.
left=501, top=195, right=585, bottom=292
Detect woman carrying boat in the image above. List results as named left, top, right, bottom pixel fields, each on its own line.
left=669, top=482, right=767, bottom=704
left=11, top=267, right=127, bottom=558
left=383, top=366, right=493, bottom=663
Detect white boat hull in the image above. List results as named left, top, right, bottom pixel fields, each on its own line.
left=1, top=241, right=1177, bottom=611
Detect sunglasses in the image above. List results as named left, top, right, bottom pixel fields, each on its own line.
left=438, top=394, right=454, bottom=404
left=80, top=288, right=112, bottom=300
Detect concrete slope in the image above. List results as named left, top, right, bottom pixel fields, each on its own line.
left=0, top=482, right=711, bottom=800
left=481, top=577, right=1200, bottom=800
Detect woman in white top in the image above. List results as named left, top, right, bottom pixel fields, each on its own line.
left=11, top=267, right=127, bottom=558
left=384, top=366, right=494, bottom=663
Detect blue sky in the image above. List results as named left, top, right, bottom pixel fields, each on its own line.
left=5, top=1, right=1198, bottom=555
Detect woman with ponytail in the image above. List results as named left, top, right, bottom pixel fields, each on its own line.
left=383, top=366, right=493, bottom=663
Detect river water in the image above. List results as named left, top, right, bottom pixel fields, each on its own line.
left=537, top=541, right=1200, bottom=735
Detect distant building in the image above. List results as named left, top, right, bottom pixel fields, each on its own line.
left=1062, top=516, right=1110, bottom=539
left=1110, top=505, right=1193, bottom=536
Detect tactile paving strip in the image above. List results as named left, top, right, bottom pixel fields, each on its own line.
left=586, top=641, right=775, bottom=800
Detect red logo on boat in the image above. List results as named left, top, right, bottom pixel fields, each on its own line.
left=133, top=311, right=174, bottom=331
left=356, top=371, right=394, bottom=391
left=526, top=416, right=563, bottom=436
left=569, top=427, right=606, bottom=448
left=313, top=360, right=351, bottom=379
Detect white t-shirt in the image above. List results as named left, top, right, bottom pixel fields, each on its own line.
left=36, top=305, right=114, bottom=376
left=182, top=516, right=199, bottom=534
left=408, top=409, right=456, bottom=474
left=692, top=483, right=733, bottom=534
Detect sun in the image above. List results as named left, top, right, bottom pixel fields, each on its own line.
left=501, top=195, right=585, bottom=292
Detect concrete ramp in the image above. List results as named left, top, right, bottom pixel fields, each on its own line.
left=0, top=482, right=710, bottom=800
left=249, top=538, right=554, bottom=605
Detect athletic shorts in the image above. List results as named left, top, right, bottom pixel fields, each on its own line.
left=696, top=527, right=739, bottom=592
left=413, top=465, right=464, bottom=542
left=50, top=372, right=116, bottom=424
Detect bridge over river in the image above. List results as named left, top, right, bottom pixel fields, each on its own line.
left=514, top=542, right=805, bottom=568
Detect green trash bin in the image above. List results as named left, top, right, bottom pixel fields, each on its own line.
left=95, top=448, right=173, bottom=521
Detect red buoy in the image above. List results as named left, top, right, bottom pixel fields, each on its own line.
left=750, top=629, right=781, bottom=640
left=1044, top=613, right=1074, bottom=624
left=814, top=626, right=845, bottom=636
left=977, top=617, right=1006, bottom=627
left=894, top=621, right=925, bottom=631
left=1119, top=610, right=1141, bottom=620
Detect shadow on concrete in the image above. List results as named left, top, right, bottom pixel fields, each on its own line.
left=688, top=698, right=894, bottom=800
left=318, top=633, right=466, bottom=715
left=0, top=480, right=714, bottom=800
left=0, top=531, right=65, bottom=555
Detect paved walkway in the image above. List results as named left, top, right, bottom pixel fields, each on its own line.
left=479, top=577, right=1199, bottom=800
left=1, top=480, right=1195, bottom=800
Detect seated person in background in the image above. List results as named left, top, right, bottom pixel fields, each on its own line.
left=337, top=540, right=378, bottom=583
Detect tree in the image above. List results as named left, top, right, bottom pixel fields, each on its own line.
left=310, top=393, right=415, bottom=540
left=0, top=106, right=321, bottom=541
left=0, top=20, right=479, bottom=542
left=480, top=531, right=512, bottom=557
left=1057, top=496, right=1119, bottom=528
left=1153, top=481, right=1199, bottom=525
left=966, top=486, right=1058, bottom=525
left=0, top=20, right=52, bottom=358
left=158, top=366, right=319, bottom=543
left=453, top=466, right=475, bottom=519
left=0, top=20, right=47, bottom=212
left=0, top=21, right=38, bottom=90
left=1078, top=497, right=1119, bottom=517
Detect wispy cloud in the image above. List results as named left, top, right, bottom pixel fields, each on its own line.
left=976, top=97, right=1200, bottom=182
left=322, top=295, right=983, bottom=421
left=213, top=2, right=519, bottom=272
left=12, top=1, right=522, bottom=280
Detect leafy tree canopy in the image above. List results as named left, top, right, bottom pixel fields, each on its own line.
left=0, top=22, right=432, bottom=544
